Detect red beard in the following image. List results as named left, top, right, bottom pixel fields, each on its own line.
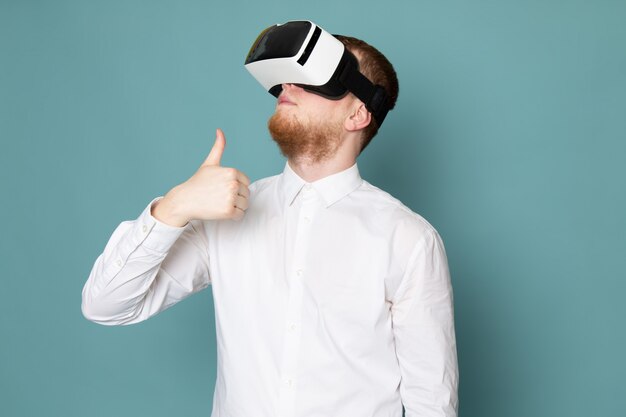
left=268, top=110, right=343, bottom=164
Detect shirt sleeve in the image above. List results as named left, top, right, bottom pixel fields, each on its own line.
left=391, top=229, right=459, bottom=417
left=81, top=196, right=211, bottom=326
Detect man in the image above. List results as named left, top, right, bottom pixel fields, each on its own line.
left=82, top=22, right=458, bottom=417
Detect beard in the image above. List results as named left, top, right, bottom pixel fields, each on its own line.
left=268, top=110, right=343, bottom=164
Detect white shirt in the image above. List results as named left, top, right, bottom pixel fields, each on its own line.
left=82, top=161, right=458, bottom=417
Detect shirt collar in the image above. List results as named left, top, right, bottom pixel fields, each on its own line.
left=280, top=161, right=363, bottom=208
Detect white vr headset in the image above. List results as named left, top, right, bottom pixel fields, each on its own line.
left=244, top=20, right=391, bottom=126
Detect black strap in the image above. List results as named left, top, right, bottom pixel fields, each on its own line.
left=338, top=52, right=390, bottom=126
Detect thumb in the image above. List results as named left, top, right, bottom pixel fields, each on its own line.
left=203, top=128, right=226, bottom=166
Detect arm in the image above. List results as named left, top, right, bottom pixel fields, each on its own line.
left=81, top=129, right=251, bottom=325
left=81, top=197, right=211, bottom=325
left=391, top=230, right=459, bottom=417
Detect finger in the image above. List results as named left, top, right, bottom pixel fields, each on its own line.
left=234, top=194, right=249, bottom=211
left=203, top=128, right=226, bottom=166
left=237, top=183, right=250, bottom=199
left=236, top=170, right=251, bottom=186
left=232, top=206, right=245, bottom=221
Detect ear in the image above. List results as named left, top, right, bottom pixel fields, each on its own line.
left=344, top=101, right=372, bottom=132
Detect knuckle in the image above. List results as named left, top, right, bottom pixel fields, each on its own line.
left=225, top=167, right=237, bottom=179
left=228, top=181, right=239, bottom=192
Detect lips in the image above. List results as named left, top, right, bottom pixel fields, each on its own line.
left=278, top=95, right=295, bottom=105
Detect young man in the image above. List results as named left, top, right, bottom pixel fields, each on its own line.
left=82, top=24, right=458, bottom=417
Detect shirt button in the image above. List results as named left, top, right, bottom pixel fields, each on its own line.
left=288, top=323, right=297, bottom=332
left=303, top=216, right=311, bottom=223
left=115, top=259, right=122, bottom=267
left=285, top=379, right=294, bottom=388
left=142, top=224, right=148, bottom=233
left=296, top=269, right=303, bottom=277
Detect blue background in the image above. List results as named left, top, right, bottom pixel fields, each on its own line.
left=1, top=1, right=624, bottom=416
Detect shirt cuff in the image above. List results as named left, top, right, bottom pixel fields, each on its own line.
left=134, top=196, right=187, bottom=253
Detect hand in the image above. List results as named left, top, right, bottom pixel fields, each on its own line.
left=152, top=129, right=251, bottom=226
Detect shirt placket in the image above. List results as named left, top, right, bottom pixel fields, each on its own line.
left=277, top=184, right=319, bottom=417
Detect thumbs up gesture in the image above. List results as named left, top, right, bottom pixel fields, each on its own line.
left=152, top=129, right=251, bottom=227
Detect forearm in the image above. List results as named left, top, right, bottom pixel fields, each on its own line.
left=395, top=319, right=458, bottom=416
left=81, top=197, right=210, bottom=325
left=392, top=230, right=459, bottom=416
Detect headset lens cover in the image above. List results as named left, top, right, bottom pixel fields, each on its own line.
left=245, top=21, right=313, bottom=64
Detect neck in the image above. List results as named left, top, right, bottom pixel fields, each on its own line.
left=285, top=130, right=362, bottom=182
left=288, top=156, right=356, bottom=183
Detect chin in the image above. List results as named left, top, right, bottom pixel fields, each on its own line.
left=268, top=110, right=343, bottom=164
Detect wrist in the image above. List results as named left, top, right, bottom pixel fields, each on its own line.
left=151, top=192, right=189, bottom=227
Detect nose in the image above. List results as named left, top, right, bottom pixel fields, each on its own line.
left=281, top=83, right=302, bottom=91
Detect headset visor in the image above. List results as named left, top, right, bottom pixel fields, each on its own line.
left=244, top=20, right=391, bottom=125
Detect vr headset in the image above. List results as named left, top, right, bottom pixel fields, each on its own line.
left=244, top=20, right=391, bottom=126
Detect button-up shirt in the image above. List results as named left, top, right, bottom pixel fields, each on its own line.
left=82, top=161, right=458, bottom=417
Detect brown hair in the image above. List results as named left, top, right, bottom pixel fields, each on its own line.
left=335, top=35, right=399, bottom=154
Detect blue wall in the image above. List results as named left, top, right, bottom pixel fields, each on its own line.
left=1, top=1, right=624, bottom=416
